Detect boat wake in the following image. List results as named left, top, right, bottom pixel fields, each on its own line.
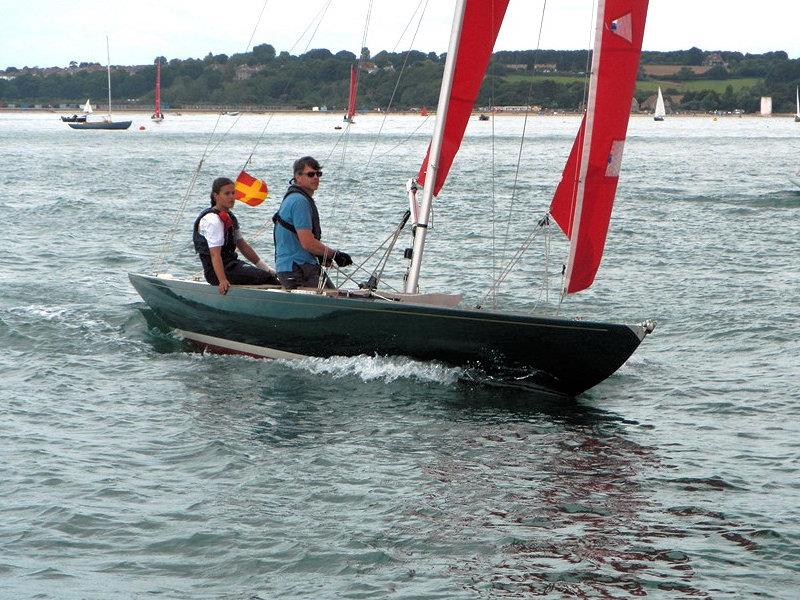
left=279, top=354, right=464, bottom=385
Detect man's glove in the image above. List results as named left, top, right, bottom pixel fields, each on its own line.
left=333, top=251, right=353, bottom=267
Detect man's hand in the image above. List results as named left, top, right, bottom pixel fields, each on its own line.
left=333, top=251, right=353, bottom=267
left=218, top=279, right=231, bottom=295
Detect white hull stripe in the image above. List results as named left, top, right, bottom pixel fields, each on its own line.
left=176, top=330, right=308, bottom=360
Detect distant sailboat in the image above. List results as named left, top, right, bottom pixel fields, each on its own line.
left=151, top=59, right=164, bottom=122
left=654, top=86, right=665, bottom=121
left=343, top=64, right=358, bottom=124
left=60, top=99, right=92, bottom=122
left=795, top=86, right=800, bottom=123
left=69, top=37, right=132, bottom=130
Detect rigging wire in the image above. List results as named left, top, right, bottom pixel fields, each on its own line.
left=150, top=0, right=278, bottom=272
left=322, top=0, right=432, bottom=289
left=498, top=0, right=548, bottom=268
left=368, top=115, right=431, bottom=162
left=364, top=0, right=430, bottom=170
left=288, top=0, right=334, bottom=55
left=151, top=114, right=224, bottom=274
left=244, top=0, right=271, bottom=53
left=490, top=0, right=549, bottom=303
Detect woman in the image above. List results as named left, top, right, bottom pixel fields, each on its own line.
left=193, top=177, right=278, bottom=294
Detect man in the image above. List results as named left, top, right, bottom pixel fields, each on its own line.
left=272, top=156, right=353, bottom=289
left=194, top=177, right=279, bottom=295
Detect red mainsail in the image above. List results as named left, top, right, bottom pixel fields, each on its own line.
left=549, top=0, right=648, bottom=294
left=346, top=64, right=359, bottom=122
left=417, top=0, right=509, bottom=196
left=154, top=60, right=162, bottom=118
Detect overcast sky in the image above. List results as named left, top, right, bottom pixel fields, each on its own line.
left=3, top=0, right=800, bottom=69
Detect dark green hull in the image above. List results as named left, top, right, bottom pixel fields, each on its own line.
left=129, top=273, right=652, bottom=396
left=68, top=120, right=132, bottom=130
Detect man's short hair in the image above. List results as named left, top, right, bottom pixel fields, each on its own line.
left=293, top=156, right=322, bottom=175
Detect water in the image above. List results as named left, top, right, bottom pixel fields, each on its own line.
left=1, top=112, right=799, bottom=598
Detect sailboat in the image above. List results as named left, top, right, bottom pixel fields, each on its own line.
left=60, top=99, right=92, bottom=123
left=69, top=37, right=132, bottom=130
left=343, top=64, right=358, bottom=124
left=151, top=59, right=164, bottom=122
left=795, top=86, right=799, bottom=123
left=654, top=86, right=665, bottom=121
left=129, top=0, right=654, bottom=397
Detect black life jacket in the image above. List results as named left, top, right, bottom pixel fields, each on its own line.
left=193, top=207, right=240, bottom=270
left=272, top=184, right=322, bottom=240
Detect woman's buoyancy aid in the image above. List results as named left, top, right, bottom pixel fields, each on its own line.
left=193, top=207, right=240, bottom=272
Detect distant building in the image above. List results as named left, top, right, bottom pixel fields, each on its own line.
left=505, top=64, right=528, bottom=71
left=760, top=96, right=772, bottom=116
left=235, top=65, right=265, bottom=80
left=533, top=63, right=557, bottom=73
left=703, top=52, right=727, bottom=68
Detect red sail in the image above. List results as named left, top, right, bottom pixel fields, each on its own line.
left=549, top=0, right=648, bottom=294
left=154, top=60, right=162, bottom=117
left=417, top=0, right=509, bottom=196
left=346, top=64, right=358, bottom=122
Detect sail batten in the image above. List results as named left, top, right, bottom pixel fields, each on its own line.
left=549, top=0, right=649, bottom=294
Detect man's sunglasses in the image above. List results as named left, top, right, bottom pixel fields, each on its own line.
left=303, top=170, right=323, bottom=178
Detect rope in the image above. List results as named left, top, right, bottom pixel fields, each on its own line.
left=483, top=0, right=548, bottom=304
left=369, top=114, right=431, bottom=163
left=318, top=211, right=409, bottom=294
left=365, top=0, right=430, bottom=170
left=499, top=0, right=548, bottom=271
left=477, top=215, right=548, bottom=309
left=244, top=0, right=271, bottom=53
left=151, top=115, right=223, bottom=274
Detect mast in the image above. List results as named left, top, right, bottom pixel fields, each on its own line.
left=404, top=0, right=467, bottom=294
left=106, top=36, right=112, bottom=121
left=561, top=3, right=604, bottom=292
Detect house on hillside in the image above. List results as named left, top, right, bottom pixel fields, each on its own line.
left=703, top=52, right=727, bottom=68
left=235, top=65, right=265, bottom=80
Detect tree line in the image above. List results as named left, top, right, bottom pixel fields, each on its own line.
left=2, top=45, right=800, bottom=113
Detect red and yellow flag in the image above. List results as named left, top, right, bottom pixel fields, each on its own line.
left=234, top=170, right=268, bottom=207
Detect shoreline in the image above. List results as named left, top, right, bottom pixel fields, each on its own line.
left=2, top=107, right=797, bottom=118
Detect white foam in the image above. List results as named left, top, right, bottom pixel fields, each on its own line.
left=280, top=354, right=463, bottom=385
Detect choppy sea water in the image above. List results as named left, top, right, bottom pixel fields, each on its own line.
left=1, top=111, right=799, bottom=598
